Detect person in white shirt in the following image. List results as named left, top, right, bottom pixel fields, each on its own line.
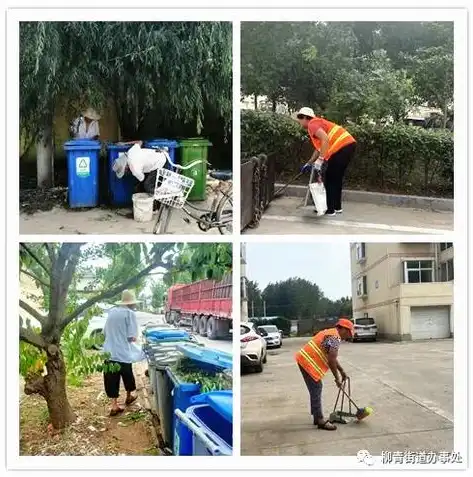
left=69, top=108, right=101, bottom=140
left=102, top=289, right=141, bottom=416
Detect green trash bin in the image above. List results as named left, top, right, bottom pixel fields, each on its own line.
left=179, top=138, right=212, bottom=201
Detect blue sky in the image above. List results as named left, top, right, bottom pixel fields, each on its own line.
left=244, top=243, right=352, bottom=300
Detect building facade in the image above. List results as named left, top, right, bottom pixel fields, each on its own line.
left=350, top=242, right=454, bottom=341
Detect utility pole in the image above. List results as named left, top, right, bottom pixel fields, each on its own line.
left=263, top=300, right=266, bottom=318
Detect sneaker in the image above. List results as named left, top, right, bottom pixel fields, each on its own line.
left=335, top=209, right=343, bottom=214
left=325, top=210, right=336, bottom=217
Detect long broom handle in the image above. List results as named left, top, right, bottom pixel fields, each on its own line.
left=339, top=377, right=361, bottom=410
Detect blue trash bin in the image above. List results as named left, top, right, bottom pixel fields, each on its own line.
left=64, top=139, right=101, bottom=208
left=107, top=143, right=138, bottom=206
left=143, top=139, right=179, bottom=169
left=175, top=391, right=233, bottom=456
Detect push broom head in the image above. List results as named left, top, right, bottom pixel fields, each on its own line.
left=356, top=406, right=373, bottom=420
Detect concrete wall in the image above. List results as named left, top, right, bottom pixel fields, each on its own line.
left=21, top=100, right=120, bottom=161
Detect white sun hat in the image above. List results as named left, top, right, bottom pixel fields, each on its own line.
left=296, top=107, right=316, bottom=118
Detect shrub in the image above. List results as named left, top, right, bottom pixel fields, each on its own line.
left=241, top=110, right=453, bottom=197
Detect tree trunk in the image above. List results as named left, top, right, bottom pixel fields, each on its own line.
left=36, top=120, right=54, bottom=188
left=272, top=100, right=277, bottom=113
left=442, top=99, right=448, bottom=130
left=24, top=344, right=76, bottom=430
left=254, top=94, right=258, bottom=110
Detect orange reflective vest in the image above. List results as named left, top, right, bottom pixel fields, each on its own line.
left=309, top=117, right=356, bottom=161
left=295, top=328, right=340, bottom=382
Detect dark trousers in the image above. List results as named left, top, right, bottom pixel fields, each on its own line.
left=298, top=364, right=323, bottom=420
left=138, top=170, right=160, bottom=211
left=103, top=361, right=136, bottom=399
left=324, top=142, right=356, bottom=213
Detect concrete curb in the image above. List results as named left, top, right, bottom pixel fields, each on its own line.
left=276, top=184, right=454, bottom=212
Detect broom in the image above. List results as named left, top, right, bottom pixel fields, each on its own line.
left=339, top=378, right=373, bottom=421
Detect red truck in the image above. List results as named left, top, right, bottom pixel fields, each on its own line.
left=165, top=274, right=232, bottom=340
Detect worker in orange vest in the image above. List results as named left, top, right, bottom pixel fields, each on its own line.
left=295, top=318, right=354, bottom=430
left=296, top=107, right=356, bottom=216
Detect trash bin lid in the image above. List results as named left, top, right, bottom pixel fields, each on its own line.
left=175, top=343, right=232, bottom=370
left=179, top=138, right=212, bottom=147
left=107, top=143, right=133, bottom=151
left=145, top=329, right=191, bottom=341
left=64, top=139, right=101, bottom=150
left=191, top=390, right=233, bottom=422
left=144, top=138, right=179, bottom=148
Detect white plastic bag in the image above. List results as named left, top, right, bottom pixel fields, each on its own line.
left=309, top=181, right=327, bottom=216
left=129, top=342, right=146, bottom=363
left=112, top=152, right=128, bottom=179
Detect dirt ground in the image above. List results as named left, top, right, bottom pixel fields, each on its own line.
left=19, top=363, right=159, bottom=456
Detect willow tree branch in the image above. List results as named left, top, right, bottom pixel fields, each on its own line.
left=19, top=300, right=47, bottom=327
left=20, top=269, right=50, bottom=289
left=20, top=243, right=50, bottom=276
left=61, top=259, right=169, bottom=330
left=19, top=326, right=46, bottom=349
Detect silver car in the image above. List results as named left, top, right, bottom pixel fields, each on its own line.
left=352, top=317, right=378, bottom=342
left=257, top=325, right=282, bottom=348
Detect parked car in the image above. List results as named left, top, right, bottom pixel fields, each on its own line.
left=85, top=310, right=170, bottom=349
left=352, top=317, right=378, bottom=342
left=241, top=322, right=267, bottom=373
left=257, top=324, right=282, bottom=348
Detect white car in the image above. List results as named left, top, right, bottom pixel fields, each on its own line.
left=352, top=317, right=378, bottom=342
left=257, top=324, right=282, bottom=348
left=240, top=322, right=267, bottom=373
left=85, top=310, right=170, bottom=348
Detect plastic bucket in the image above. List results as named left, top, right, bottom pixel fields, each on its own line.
left=132, top=193, right=154, bottom=222
left=175, top=404, right=232, bottom=456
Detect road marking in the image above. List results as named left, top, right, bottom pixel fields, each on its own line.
left=260, top=215, right=450, bottom=234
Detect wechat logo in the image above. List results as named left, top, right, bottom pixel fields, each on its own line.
left=357, top=449, right=375, bottom=466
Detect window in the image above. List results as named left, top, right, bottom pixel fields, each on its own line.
left=403, top=260, right=434, bottom=283
left=355, top=243, right=366, bottom=262
left=354, top=317, right=375, bottom=326
left=439, top=243, right=453, bottom=252
left=357, top=276, right=368, bottom=296
left=440, top=259, right=454, bottom=281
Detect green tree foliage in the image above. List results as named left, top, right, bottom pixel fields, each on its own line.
left=247, top=277, right=352, bottom=321
left=150, top=280, right=168, bottom=311
left=20, top=22, right=232, bottom=182
left=241, top=21, right=453, bottom=125
left=18, top=242, right=205, bottom=429
left=165, top=243, right=232, bottom=285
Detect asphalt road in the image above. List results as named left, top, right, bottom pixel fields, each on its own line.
left=241, top=337, right=453, bottom=456
left=195, top=335, right=233, bottom=354
left=243, top=197, right=453, bottom=235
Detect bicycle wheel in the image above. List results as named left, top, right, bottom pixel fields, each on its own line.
left=153, top=204, right=173, bottom=234
left=215, top=191, right=233, bottom=235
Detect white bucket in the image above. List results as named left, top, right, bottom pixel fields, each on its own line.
left=132, top=193, right=154, bottom=223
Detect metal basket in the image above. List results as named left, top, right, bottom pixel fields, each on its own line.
left=153, top=168, right=195, bottom=209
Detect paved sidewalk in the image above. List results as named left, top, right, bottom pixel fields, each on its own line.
left=243, top=197, right=453, bottom=235
left=241, top=338, right=453, bottom=456
left=20, top=203, right=221, bottom=235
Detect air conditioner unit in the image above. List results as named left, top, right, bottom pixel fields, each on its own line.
left=357, top=277, right=367, bottom=297
left=356, top=243, right=366, bottom=263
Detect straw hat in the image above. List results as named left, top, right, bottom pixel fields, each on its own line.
left=82, top=108, right=101, bottom=121
left=116, top=289, right=140, bottom=306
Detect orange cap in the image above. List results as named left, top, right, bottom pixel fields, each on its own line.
left=336, top=318, right=354, bottom=336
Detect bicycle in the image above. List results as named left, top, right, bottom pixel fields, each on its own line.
left=152, top=152, right=233, bottom=235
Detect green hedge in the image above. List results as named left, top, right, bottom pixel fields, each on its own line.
left=241, top=110, right=453, bottom=197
